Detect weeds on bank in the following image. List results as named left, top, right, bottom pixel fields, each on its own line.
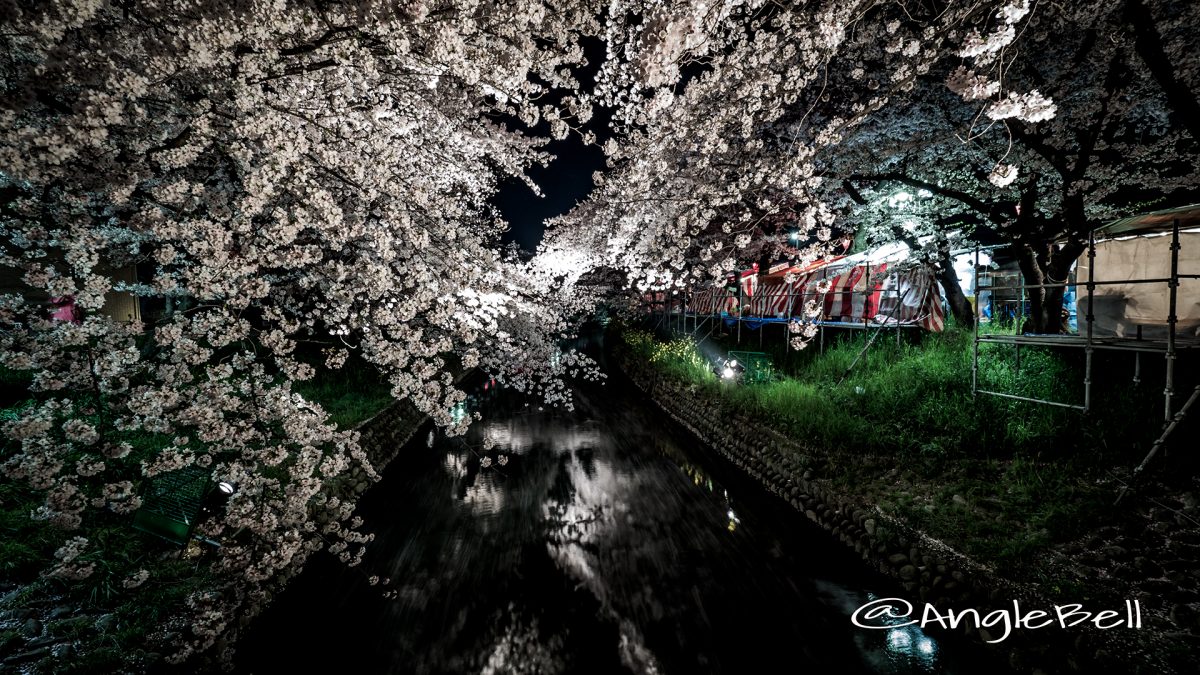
left=293, top=356, right=394, bottom=429
left=619, top=325, right=1161, bottom=568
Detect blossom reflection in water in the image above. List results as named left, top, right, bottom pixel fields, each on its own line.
left=239, top=378, right=987, bottom=675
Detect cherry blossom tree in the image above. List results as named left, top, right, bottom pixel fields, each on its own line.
left=541, top=0, right=1053, bottom=333
left=2, top=0, right=1161, bottom=667
left=828, top=0, right=1199, bottom=332
left=1, top=0, right=610, bottom=663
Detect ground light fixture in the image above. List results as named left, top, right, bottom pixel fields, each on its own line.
left=197, top=480, right=237, bottom=525
left=718, top=357, right=745, bottom=381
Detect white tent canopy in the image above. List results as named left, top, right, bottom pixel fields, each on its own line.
left=1075, top=205, right=1200, bottom=339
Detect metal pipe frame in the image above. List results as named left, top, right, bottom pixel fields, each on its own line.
left=976, top=389, right=1088, bottom=410
left=972, top=217, right=1193, bottom=421
left=1085, top=229, right=1095, bottom=413
left=972, top=244, right=980, bottom=399
left=976, top=278, right=1176, bottom=291
left=1165, top=218, right=1180, bottom=422
left=1133, top=384, right=1200, bottom=479
left=975, top=334, right=1197, bottom=353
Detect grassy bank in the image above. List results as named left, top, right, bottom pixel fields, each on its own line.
left=294, top=358, right=397, bottom=430
left=619, top=324, right=1171, bottom=571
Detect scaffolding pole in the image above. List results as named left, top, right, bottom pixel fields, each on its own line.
left=1165, top=218, right=1180, bottom=422
left=1132, top=384, right=1200, bottom=481
left=737, top=281, right=742, bottom=344
left=977, top=389, right=1087, bottom=410
left=972, top=244, right=980, bottom=399
left=785, top=288, right=792, bottom=353
left=1085, top=229, right=1095, bottom=413
left=838, top=283, right=913, bottom=386
left=973, top=214, right=1198, bottom=483
left=864, top=262, right=871, bottom=331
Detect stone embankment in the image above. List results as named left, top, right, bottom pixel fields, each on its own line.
left=343, top=400, right=430, bottom=499
left=620, top=354, right=1193, bottom=674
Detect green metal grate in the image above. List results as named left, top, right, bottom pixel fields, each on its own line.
left=132, top=465, right=209, bottom=546
left=729, top=351, right=774, bottom=384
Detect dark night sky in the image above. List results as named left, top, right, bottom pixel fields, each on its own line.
left=492, top=37, right=611, bottom=254
left=493, top=135, right=606, bottom=253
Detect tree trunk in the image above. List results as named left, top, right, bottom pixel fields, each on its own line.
left=1014, top=244, right=1046, bottom=332
left=1046, top=240, right=1086, bottom=332
left=882, top=221, right=975, bottom=329
left=1014, top=240, right=1086, bottom=333
left=1039, top=282, right=1067, bottom=334
left=934, top=253, right=974, bottom=329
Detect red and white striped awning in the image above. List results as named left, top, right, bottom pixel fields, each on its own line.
left=789, top=263, right=944, bottom=331
left=681, top=261, right=945, bottom=331
left=668, top=239, right=944, bottom=331
left=748, top=279, right=795, bottom=318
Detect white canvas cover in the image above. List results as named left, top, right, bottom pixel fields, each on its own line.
left=1074, top=230, right=1200, bottom=339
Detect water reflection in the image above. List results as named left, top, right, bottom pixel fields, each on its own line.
left=889, top=625, right=939, bottom=664
left=813, top=583, right=947, bottom=673
left=237, top=375, right=992, bottom=675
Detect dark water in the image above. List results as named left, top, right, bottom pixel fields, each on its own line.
left=236, top=368, right=986, bottom=674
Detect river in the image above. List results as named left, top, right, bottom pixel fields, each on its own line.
left=236, top=363, right=988, bottom=674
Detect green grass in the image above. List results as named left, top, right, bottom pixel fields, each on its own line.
left=622, top=330, right=718, bottom=384
left=294, top=355, right=395, bottom=429
left=626, top=325, right=1156, bottom=460
left=877, top=455, right=1112, bottom=564
left=618, top=324, right=1164, bottom=572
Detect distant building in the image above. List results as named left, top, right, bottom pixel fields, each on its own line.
left=0, top=260, right=142, bottom=324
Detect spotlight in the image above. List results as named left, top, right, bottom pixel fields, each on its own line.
left=200, top=480, right=237, bottom=520
left=728, top=359, right=738, bottom=368
left=722, top=367, right=735, bottom=379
